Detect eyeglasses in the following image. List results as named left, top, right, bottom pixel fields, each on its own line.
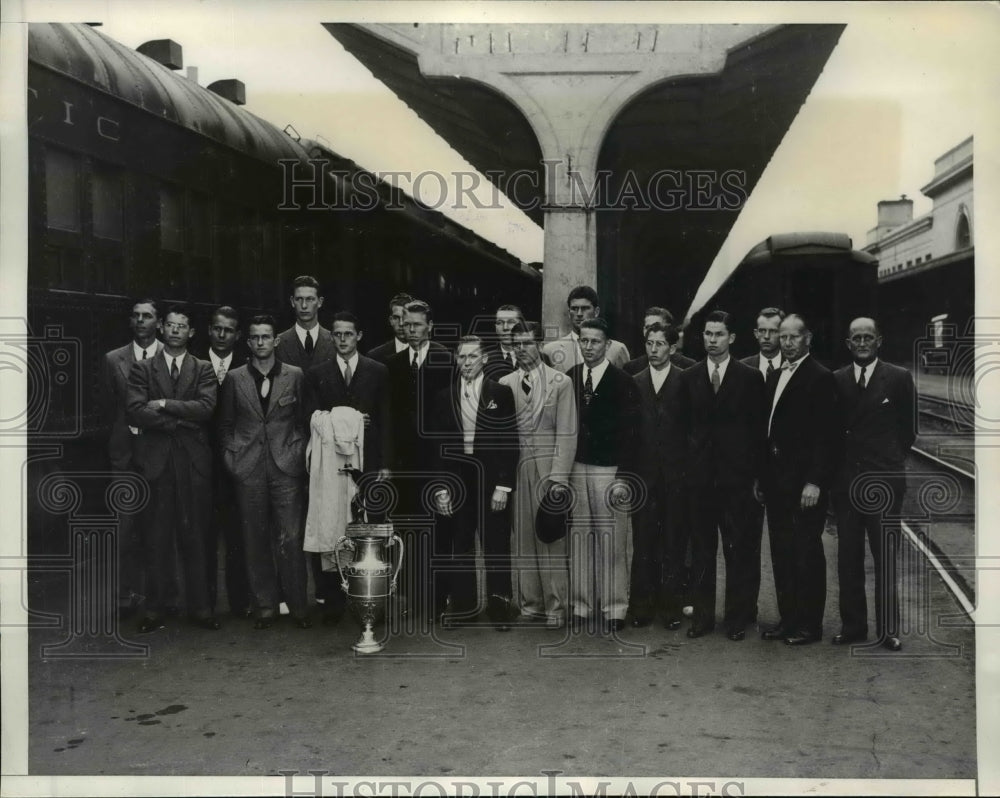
left=849, top=334, right=878, bottom=343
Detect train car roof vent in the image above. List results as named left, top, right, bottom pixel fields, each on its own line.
left=137, top=39, right=183, bottom=70
left=207, top=79, right=246, bottom=105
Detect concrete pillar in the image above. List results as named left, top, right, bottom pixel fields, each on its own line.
left=346, top=24, right=773, bottom=332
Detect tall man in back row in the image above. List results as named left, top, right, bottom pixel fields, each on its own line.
left=367, top=292, right=414, bottom=364
left=831, top=317, right=914, bottom=652
left=543, top=285, right=630, bottom=373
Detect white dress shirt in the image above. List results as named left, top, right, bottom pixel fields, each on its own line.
left=163, top=351, right=187, bottom=373
left=208, top=350, right=233, bottom=384
left=133, top=340, right=158, bottom=361
left=394, top=338, right=409, bottom=354
left=582, top=358, right=610, bottom=391
left=295, top=323, right=319, bottom=348
left=706, top=354, right=731, bottom=385
left=408, top=341, right=430, bottom=368
left=854, top=358, right=878, bottom=383
left=768, top=353, right=809, bottom=435
left=338, top=352, right=359, bottom=381
left=756, top=353, right=782, bottom=380
left=649, top=362, right=672, bottom=394
left=460, top=374, right=484, bottom=454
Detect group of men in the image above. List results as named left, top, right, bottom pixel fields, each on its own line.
left=102, top=277, right=915, bottom=651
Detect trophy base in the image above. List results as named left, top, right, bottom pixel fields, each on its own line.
left=352, top=625, right=384, bottom=654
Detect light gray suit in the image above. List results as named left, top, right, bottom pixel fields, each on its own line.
left=541, top=334, right=630, bottom=373
left=500, top=364, right=577, bottom=622
left=218, top=362, right=309, bottom=619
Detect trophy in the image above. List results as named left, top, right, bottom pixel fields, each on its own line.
left=332, top=468, right=403, bottom=654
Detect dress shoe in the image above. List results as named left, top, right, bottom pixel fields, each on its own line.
left=629, top=615, right=652, bottom=628
left=761, top=625, right=788, bottom=641
left=831, top=630, right=868, bottom=645
left=664, top=618, right=682, bottom=631
left=784, top=631, right=821, bottom=646
left=727, top=628, right=746, bottom=642
left=191, top=615, right=222, bottom=631
left=604, top=619, right=626, bottom=634
left=253, top=617, right=273, bottom=630
left=137, top=616, right=165, bottom=634
left=882, top=636, right=902, bottom=651
left=292, top=615, right=313, bottom=630
left=686, top=623, right=714, bottom=639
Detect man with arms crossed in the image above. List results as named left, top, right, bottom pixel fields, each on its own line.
left=499, top=321, right=577, bottom=627
left=219, top=315, right=312, bottom=630
left=127, top=304, right=218, bottom=633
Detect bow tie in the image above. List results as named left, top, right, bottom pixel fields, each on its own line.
left=781, top=359, right=799, bottom=371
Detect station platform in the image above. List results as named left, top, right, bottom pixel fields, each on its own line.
left=24, top=521, right=976, bottom=787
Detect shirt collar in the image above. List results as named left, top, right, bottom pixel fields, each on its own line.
left=394, top=338, right=409, bottom=353
left=409, top=340, right=430, bottom=366
left=783, top=353, right=810, bottom=371
left=339, top=352, right=359, bottom=373
left=209, top=350, right=232, bottom=368
left=854, top=358, right=878, bottom=379
left=163, top=350, right=186, bottom=368
left=461, top=373, right=485, bottom=397
left=761, top=353, right=782, bottom=370
left=707, top=355, right=730, bottom=378
left=585, top=358, right=610, bottom=385
left=295, top=323, right=319, bottom=346
left=133, top=340, right=158, bottom=360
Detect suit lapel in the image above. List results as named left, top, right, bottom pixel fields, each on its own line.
left=153, top=355, right=174, bottom=399
left=174, top=354, right=196, bottom=398
left=238, top=368, right=264, bottom=419
left=266, top=368, right=288, bottom=418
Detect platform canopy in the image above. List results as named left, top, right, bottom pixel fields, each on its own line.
left=326, top=23, right=844, bottom=341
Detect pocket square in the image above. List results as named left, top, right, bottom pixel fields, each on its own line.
left=278, top=394, right=297, bottom=406
left=486, top=399, right=498, bottom=410
left=881, top=397, right=890, bottom=404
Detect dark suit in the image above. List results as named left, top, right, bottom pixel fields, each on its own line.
left=219, top=362, right=309, bottom=618
left=430, top=377, right=518, bottom=618
left=679, top=358, right=766, bottom=632
left=386, top=341, right=454, bottom=615
left=629, top=365, right=688, bottom=623
left=100, top=340, right=163, bottom=606
left=833, top=359, right=915, bottom=641
left=623, top=352, right=695, bottom=376
left=762, top=355, right=838, bottom=637
left=275, top=324, right=335, bottom=370
left=126, top=352, right=217, bottom=620
left=740, top=353, right=783, bottom=381
left=482, top=344, right=519, bottom=383
left=567, top=362, right=640, bottom=622
left=191, top=346, right=250, bottom=616
left=367, top=338, right=407, bottom=364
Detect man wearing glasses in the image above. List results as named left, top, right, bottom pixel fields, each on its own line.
left=830, top=318, right=915, bottom=652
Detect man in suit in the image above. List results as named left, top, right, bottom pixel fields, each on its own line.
left=483, top=304, right=524, bottom=382
left=126, top=304, right=219, bottom=633
left=831, top=317, right=914, bottom=652
left=193, top=306, right=251, bottom=619
left=623, top=306, right=696, bottom=375
left=366, top=292, right=414, bottom=364
left=740, top=307, right=785, bottom=380
left=542, top=285, right=630, bottom=373
left=431, top=336, right=519, bottom=630
left=679, top=311, right=766, bottom=641
left=275, top=274, right=335, bottom=371
left=628, top=322, right=688, bottom=630
left=100, top=299, right=163, bottom=616
left=499, top=321, right=577, bottom=627
left=274, top=274, right=335, bottom=607
left=759, top=313, right=838, bottom=646
left=304, top=310, right=392, bottom=624
left=566, top=318, right=639, bottom=635
left=386, top=299, right=454, bottom=619
left=218, top=315, right=311, bottom=630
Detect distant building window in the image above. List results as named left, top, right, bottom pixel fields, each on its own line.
left=906, top=260, right=913, bottom=268
left=92, top=166, right=123, bottom=240
left=926, top=252, right=932, bottom=261
left=160, top=185, right=184, bottom=251
left=45, top=149, right=80, bottom=232
left=955, top=209, right=971, bottom=249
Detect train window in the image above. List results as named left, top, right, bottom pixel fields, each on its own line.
left=189, top=192, right=212, bottom=256
left=44, top=149, right=81, bottom=232
left=159, top=185, right=184, bottom=251
left=92, top=166, right=123, bottom=241
left=439, top=274, right=446, bottom=293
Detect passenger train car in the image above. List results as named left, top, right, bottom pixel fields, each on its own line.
left=26, top=22, right=541, bottom=446
left=684, top=232, right=879, bottom=368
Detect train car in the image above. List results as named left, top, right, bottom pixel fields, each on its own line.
left=684, top=232, right=878, bottom=368
left=26, top=22, right=540, bottom=446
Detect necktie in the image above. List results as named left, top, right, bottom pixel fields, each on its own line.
left=411, top=351, right=419, bottom=373
left=521, top=371, right=531, bottom=397
left=261, top=375, right=270, bottom=399
left=142, top=349, right=148, bottom=360
left=765, top=358, right=775, bottom=379
left=343, top=359, right=352, bottom=387
left=170, top=357, right=179, bottom=381
left=711, top=363, right=721, bottom=394
left=216, top=360, right=227, bottom=385
left=304, top=330, right=314, bottom=356
left=510, top=352, right=516, bottom=370
left=858, top=365, right=867, bottom=389
left=583, top=368, right=593, bottom=405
